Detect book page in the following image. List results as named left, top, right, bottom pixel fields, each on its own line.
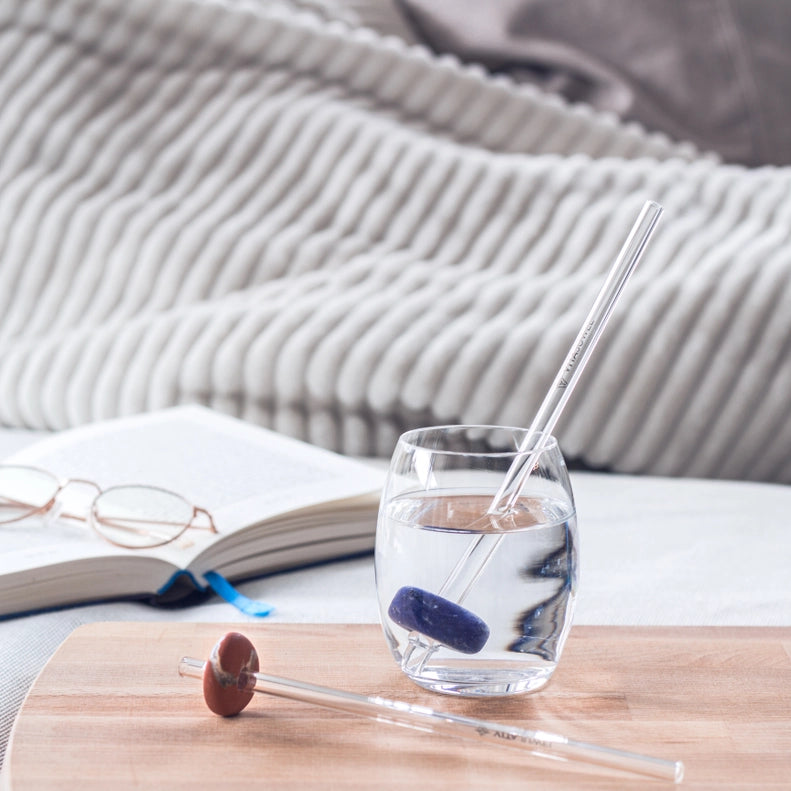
left=1, top=406, right=385, bottom=576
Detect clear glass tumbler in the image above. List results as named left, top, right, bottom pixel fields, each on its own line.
left=375, top=425, right=578, bottom=697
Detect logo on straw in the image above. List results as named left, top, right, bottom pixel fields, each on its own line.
left=560, top=319, right=596, bottom=384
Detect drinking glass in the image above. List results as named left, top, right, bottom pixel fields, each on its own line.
left=375, top=425, right=578, bottom=697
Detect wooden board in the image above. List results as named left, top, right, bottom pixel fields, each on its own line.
left=5, top=623, right=791, bottom=790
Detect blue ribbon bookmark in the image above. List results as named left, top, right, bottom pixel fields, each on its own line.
left=203, top=570, right=275, bottom=617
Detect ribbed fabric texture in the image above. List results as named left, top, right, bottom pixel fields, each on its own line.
left=1, top=0, right=789, bottom=483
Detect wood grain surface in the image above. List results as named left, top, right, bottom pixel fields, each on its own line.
left=5, top=623, right=791, bottom=790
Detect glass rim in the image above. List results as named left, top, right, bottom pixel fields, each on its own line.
left=396, top=425, right=559, bottom=457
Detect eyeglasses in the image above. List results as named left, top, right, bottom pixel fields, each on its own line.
left=0, top=464, right=218, bottom=549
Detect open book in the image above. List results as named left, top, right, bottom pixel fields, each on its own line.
left=0, top=406, right=385, bottom=618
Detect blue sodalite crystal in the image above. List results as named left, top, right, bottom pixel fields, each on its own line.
left=388, top=586, right=490, bottom=654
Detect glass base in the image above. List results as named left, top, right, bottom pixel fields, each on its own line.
left=404, top=665, right=555, bottom=697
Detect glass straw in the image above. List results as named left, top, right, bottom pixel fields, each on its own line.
left=178, top=655, right=683, bottom=782
left=400, top=200, right=664, bottom=673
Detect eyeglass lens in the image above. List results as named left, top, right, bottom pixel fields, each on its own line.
left=91, top=485, right=195, bottom=548
left=0, top=466, right=60, bottom=523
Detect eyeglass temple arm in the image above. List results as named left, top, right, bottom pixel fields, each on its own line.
left=0, top=496, right=42, bottom=511
left=1, top=493, right=218, bottom=536
left=95, top=508, right=218, bottom=532
left=195, top=506, right=219, bottom=534
left=0, top=495, right=86, bottom=523
left=0, top=497, right=60, bottom=522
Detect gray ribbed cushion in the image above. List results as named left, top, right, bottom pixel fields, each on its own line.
left=1, top=0, right=789, bottom=482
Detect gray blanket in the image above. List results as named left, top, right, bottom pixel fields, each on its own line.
left=1, top=0, right=790, bottom=483
left=399, top=0, right=791, bottom=167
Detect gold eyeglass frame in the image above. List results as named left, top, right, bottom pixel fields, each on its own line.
left=0, top=464, right=218, bottom=549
